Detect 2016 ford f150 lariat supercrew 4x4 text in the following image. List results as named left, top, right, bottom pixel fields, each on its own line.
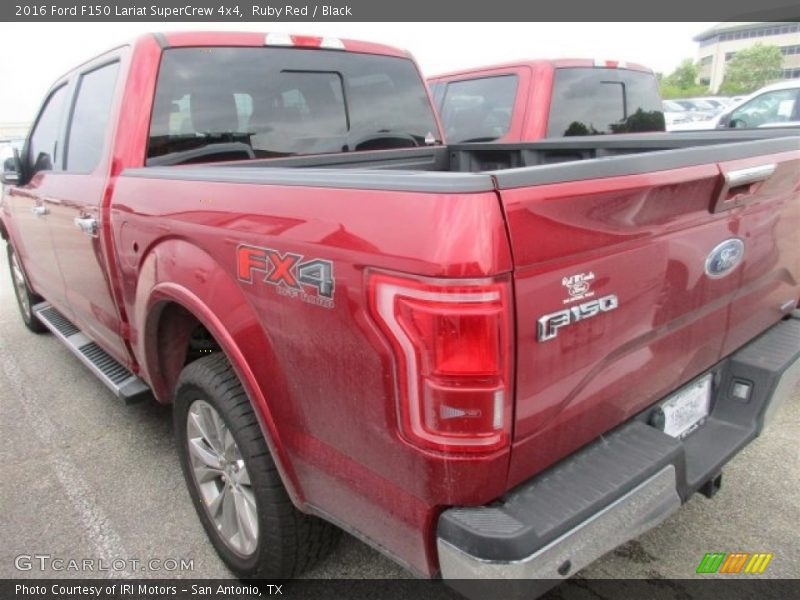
left=1, top=32, right=799, bottom=595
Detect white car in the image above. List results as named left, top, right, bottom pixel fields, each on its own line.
left=0, top=138, right=24, bottom=166
left=662, top=100, right=692, bottom=130
left=715, top=80, right=800, bottom=129
left=671, top=98, right=717, bottom=121
left=1, top=139, right=24, bottom=191
left=669, top=81, right=800, bottom=131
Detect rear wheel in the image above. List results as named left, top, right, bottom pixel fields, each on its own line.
left=174, top=353, right=339, bottom=577
left=6, top=244, right=47, bottom=333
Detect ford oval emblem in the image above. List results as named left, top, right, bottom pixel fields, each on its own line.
left=705, top=238, right=745, bottom=278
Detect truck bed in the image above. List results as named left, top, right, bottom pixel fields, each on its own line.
left=128, top=129, right=800, bottom=189
left=112, top=129, right=800, bottom=576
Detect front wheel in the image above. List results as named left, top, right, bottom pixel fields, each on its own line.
left=6, top=244, right=47, bottom=333
left=174, top=353, right=339, bottom=577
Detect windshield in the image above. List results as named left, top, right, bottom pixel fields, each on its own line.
left=662, top=100, right=685, bottom=112
left=147, top=47, right=440, bottom=165
left=674, top=100, right=697, bottom=110
left=690, top=99, right=715, bottom=110
left=547, top=68, right=665, bottom=136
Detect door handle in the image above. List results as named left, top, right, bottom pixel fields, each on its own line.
left=31, top=205, right=48, bottom=217
left=74, top=216, right=98, bottom=236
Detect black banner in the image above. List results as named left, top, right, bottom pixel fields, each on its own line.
left=3, top=579, right=800, bottom=600
left=1, top=0, right=800, bottom=22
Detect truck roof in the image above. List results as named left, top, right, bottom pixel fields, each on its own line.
left=52, top=31, right=411, bottom=84
left=428, top=58, right=653, bottom=81
left=155, top=31, right=410, bottom=58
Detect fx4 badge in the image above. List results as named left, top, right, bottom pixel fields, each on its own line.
left=237, top=244, right=335, bottom=309
left=538, top=295, right=619, bottom=342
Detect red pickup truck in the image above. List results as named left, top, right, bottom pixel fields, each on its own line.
left=428, top=59, right=665, bottom=143
left=2, top=33, right=799, bottom=594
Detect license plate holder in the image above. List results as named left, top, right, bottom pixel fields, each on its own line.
left=659, top=374, right=712, bottom=438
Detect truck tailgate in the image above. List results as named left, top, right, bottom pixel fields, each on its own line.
left=495, top=138, right=800, bottom=487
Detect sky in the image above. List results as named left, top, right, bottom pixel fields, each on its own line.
left=0, top=22, right=715, bottom=123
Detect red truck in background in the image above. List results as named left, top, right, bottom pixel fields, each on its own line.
left=428, top=59, right=665, bottom=143
left=2, top=32, right=800, bottom=597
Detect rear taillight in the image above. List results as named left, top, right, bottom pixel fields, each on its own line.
left=368, top=271, right=513, bottom=453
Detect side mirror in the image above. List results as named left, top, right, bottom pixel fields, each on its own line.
left=1, top=148, right=21, bottom=186
left=716, top=113, right=731, bottom=128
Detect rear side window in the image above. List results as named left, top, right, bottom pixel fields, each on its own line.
left=65, top=62, right=120, bottom=172
left=147, top=47, right=440, bottom=165
left=438, top=75, right=518, bottom=143
left=547, top=68, right=665, bottom=137
left=429, top=81, right=445, bottom=108
left=27, top=85, right=68, bottom=175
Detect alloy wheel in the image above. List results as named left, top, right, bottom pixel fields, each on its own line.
left=186, top=399, right=259, bottom=556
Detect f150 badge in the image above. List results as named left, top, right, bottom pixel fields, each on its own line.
left=237, top=244, right=335, bottom=309
left=538, top=271, right=618, bottom=341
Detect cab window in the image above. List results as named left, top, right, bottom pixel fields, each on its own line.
left=65, top=62, right=120, bottom=172
left=27, top=85, right=68, bottom=175
left=438, top=75, right=518, bottom=143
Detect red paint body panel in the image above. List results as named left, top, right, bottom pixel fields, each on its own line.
left=501, top=159, right=800, bottom=486
left=3, top=33, right=799, bottom=579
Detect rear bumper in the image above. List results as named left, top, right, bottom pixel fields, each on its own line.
left=437, top=315, right=800, bottom=589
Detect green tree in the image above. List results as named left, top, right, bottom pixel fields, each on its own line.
left=719, top=44, right=783, bottom=95
left=659, top=59, right=709, bottom=99
left=664, top=59, right=699, bottom=89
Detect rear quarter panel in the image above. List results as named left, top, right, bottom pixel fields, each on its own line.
left=110, top=175, right=512, bottom=575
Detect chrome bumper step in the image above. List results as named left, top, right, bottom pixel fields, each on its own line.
left=34, top=303, right=151, bottom=404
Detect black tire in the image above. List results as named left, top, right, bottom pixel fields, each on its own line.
left=6, top=244, right=48, bottom=334
left=174, top=352, right=339, bottom=578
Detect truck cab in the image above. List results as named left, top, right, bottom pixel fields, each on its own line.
left=428, top=59, right=665, bottom=143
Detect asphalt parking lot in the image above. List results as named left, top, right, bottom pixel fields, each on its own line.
left=0, top=257, right=797, bottom=586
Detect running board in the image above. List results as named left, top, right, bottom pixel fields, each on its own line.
left=33, top=303, right=152, bottom=404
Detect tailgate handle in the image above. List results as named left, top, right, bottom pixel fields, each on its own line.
left=725, top=164, right=776, bottom=188
left=713, top=163, right=777, bottom=213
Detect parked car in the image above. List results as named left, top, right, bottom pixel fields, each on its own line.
left=3, top=33, right=800, bottom=599
left=0, top=138, right=23, bottom=170
left=428, top=59, right=665, bottom=142
left=0, top=139, right=24, bottom=193
left=716, top=80, right=800, bottom=129
left=662, top=100, right=693, bottom=129
left=692, top=97, right=731, bottom=111
left=671, top=98, right=717, bottom=120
